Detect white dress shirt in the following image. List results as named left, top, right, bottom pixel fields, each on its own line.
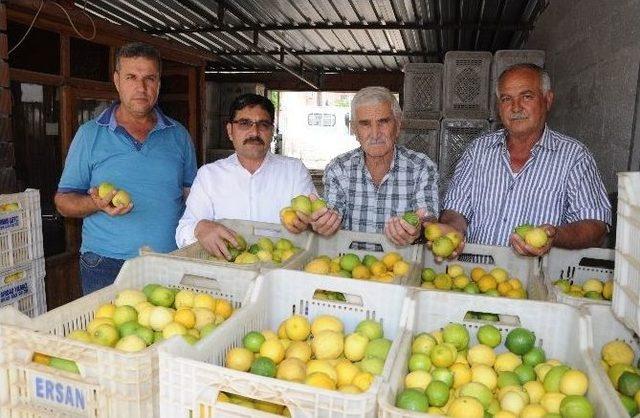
left=176, top=152, right=316, bottom=247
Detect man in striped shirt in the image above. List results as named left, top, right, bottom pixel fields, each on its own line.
left=435, top=63, right=611, bottom=256
left=318, top=86, right=439, bottom=246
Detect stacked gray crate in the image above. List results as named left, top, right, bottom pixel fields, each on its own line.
left=399, top=119, right=440, bottom=164
left=439, top=119, right=490, bottom=196
left=443, top=51, right=492, bottom=119
left=401, top=63, right=443, bottom=165
left=490, top=50, right=546, bottom=120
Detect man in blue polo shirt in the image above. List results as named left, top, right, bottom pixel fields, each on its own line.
left=55, top=42, right=197, bottom=294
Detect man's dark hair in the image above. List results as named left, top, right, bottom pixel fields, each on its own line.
left=229, top=94, right=275, bottom=122
left=115, top=42, right=162, bottom=73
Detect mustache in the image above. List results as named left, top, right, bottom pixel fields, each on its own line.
left=243, top=136, right=265, bottom=145
left=510, top=112, right=527, bottom=120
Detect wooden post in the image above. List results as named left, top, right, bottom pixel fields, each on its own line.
left=0, top=2, right=16, bottom=192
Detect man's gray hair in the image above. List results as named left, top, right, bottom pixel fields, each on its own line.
left=115, top=42, right=162, bottom=73
left=496, top=63, right=551, bottom=96
left=351, top=86, right=402, bottom=123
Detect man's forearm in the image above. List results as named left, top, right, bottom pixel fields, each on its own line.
left=553, top=220, right=607, bottom=249
left=440, top=209, right=468, bottom=236
left=54, top=192, right=99, bottom=218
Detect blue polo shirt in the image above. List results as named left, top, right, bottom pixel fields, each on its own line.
left=58, top=103, right=197, bottom=259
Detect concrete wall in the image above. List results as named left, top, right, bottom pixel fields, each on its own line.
left=525, top=0, right=640, bottom=192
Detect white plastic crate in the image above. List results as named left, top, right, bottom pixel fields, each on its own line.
left=541, top=247, right=614, bottom=307
left=0, top=254, right=257, bottom=418
left=402, top=63, right=443, bottom=120
left=0, top=189, right=44, bottom=269
left=167, top=219, right=315, bottom=272
left=443, top=51, right=492, bottom=119
left=438, top=118, right=490, bottom=196
left=613, top=172, right=640, bottom=335
left=580, top=303, right=640, bottom=418
left=0, top=256, right=46, bottom=317
left=399, top=119, right=440, bottom=165
left=291, top=229, right=424, bottom=286
left=422, top=242, right=546, bottom=300
left=490, top=50, right=545, bottom=120
left=158, top=270, right=412, bottom=418
left=378, top=289, right=607, bottom=417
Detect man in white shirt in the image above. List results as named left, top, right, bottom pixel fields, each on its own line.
left=175, top=94, right=316, bottom=259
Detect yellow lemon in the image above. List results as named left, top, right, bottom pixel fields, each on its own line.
left=471, top=267, right=486, bottom=282
left=603, top=280, right=613, bottom=300
left=404, top=370, right=432, bottom=391
left=471, top=364, right=497, bottom=390
left=508, top=278, right=523, bottom=290
left=540, top=392, right=566, bottom=414
left=497, top=281, right=513, bottom=296
left=338, top=385, right=361, bottom=394
left=506, top=289, right=525, bottom=299
left=392, top=260, right=411, bottom=276
left=351, top=265, right=371, bottom=280
left=285, top=315, right=311, bottom=341
left=494, top=352, right=522, bottom=372
left=370, top=261, right=388, bottom=276
left=559, top=369, right=588, bottom=396
left=490, top=267, right=509, bottom=283
left=450, top=363, right=472, bottom=388
left=174, top=308, right=196, bottom=329
left=193, top=294, right=217, bottom=311
left=305, top=372, right=336, bottom=390
left=335, top=359, right=360, bottom=387
left=306, top=360, right=338, bottom=382
left=523, top=380, right=545, bottom=404
left=520, top=404, right=547, bottom=418
left=276, top=358, right=307, bottom=382
left=226, top=347, right=253, bottom=371
left=311, top=315, right=344, bottom=335
left=286, top=341, right=312, bottom=362
left=373, top=272, right=395, bottom=283
left=447, top=396, right=484, bottom=418
left=478, top=275, right=497, bottom=292
left=214, top=299, right=233, bottom=319
left=259, top=339, right=286, bottom=364
left=95, top=303, right=116, bottom=319
left=468, top=344, right=496, bottom=367
left=352, top=371, right=374, bottom=392
left=453, top=275, right=470, bottom=289
left=381, top=252, right=402, bottom=269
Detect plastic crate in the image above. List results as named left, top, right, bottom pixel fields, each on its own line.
left=443, top=51, right=492, bottom=119
left=402, top=63, right=443, bottom=120
left=438, top=118, right=490, bottom=196
left=581, top=303, right=640, bottom=418
left=490, top=50, right=545, bottom=120
left=378, top=289, right=607, bottom=417
left=0, top=256, right=46, bottom=317
left=167, top=219, right=315, bottom=272
left=613, top=172, right=640, bottom=335
left=399, top=119, right=440, bottom=165
left=290, top=229, right=424, bottom=286
left=541, top=247, right=614, bottom=307
left=422, top=243, right=547, bottom=300
left=0, top=254, right=257, bottom=418
left=158, top=270, right=413, bottom=418
left=0, top=189, right=44, bottom=269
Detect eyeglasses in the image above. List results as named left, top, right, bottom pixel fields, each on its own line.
left=230, top=119, right=274, bottom=131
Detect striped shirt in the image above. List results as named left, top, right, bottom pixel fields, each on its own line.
left=324, top=145, right=439, bottom=233
left=443, top=126, right=611, bottom=246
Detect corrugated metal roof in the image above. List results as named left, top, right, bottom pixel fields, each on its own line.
left=77, top=0, right=547, bottom=75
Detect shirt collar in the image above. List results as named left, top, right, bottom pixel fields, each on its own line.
left=357, top=145, right=399, bottom=174
left=488, top=124, right=556, bottom=151
left=96, top=102, right=175, bottom=132
left=230, top=151, right=272, bottom=173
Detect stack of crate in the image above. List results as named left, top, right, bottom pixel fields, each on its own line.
left=401, top=50, right=545, bottom=198
left=0, top=189, right=45, bottom=317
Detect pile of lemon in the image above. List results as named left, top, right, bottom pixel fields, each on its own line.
left=600, top=339, right=640, bottom=415
left=421, top=264, right=527, bottom=299
left=303, top=251, right=411, bottom=283
left=395, top=323, right=594, bottom=417
left=224, top=314, right=390, bottom=395
left=553, top=277, right=613, bottom=301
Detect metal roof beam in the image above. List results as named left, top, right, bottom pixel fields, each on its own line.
left=179, top=0, right=321, bottom=90
left=146, top=21, right=534, bottom=35
left=212, top=50, right=436, bottom=57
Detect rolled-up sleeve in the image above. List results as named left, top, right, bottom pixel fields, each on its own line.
left=564, top=152, right=612, bottom=226
left=323, top=160, right=348, bottom=217
left=175, top=167, right=216, bottom=248
left=415, top=159, right=439, bottom=218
